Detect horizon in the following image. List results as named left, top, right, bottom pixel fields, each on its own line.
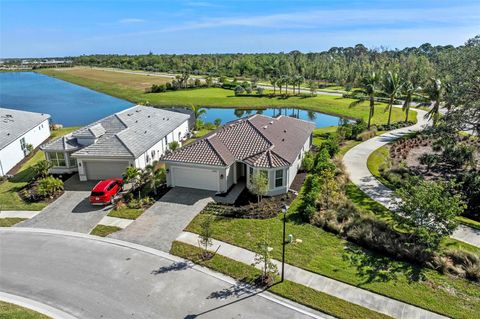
left=1, top=0, right=480, bottom=58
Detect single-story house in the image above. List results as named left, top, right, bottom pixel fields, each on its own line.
left=162, top=114, right=315, bottom=196
left=41, top=105, right=191, bottom=181
left=0, top=108, right=51, bottom=176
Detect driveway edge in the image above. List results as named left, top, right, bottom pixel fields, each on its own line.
left=0, top=227, right=327, bottom=319
left=0, top=291, right=78, bottom=319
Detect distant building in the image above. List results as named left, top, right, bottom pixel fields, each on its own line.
left=0, top=108, right=51, bottom=176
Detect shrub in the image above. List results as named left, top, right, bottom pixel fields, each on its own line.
left=443, top=142, right=476, bottom=168
left=234, top=85, right=245, bottom=96
left=256, top=87, right=264, bottom=95
left=319, top=137, right=339, bottom=156
left=301, top=152, right=315, bottom=172
left=356, top=130, right=376, bottom=141
left=33, top=160, right=52, bottom=179
left=419, top=153, right=439, bottom=171
left=168, top=141, right=180, bottom=151
left=299, top=175, right=321, bottom=221
left=314, top=148, right=336, bottom=174
left=35, top=176, right=64, bottom=197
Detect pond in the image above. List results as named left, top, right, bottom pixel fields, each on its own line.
left=1, top=72, right=345, bottom=128
left=0, top=72, right=133, bottom=126
left=199, top=107, right=342, bottom=128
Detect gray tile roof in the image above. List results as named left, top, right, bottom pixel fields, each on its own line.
left=0, top=108, right=50, bottom=150
left=163, top=114, right=315, bottom=168
left=42, top=105, right=191, bottom=158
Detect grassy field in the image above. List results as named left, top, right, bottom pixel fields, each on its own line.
left=185, top=195, right=480, bottom=319
left=108, top=207, right=144, bottom=220
left=38, top=68, right=415, bottom=125
left=171, top=241, right=392, bottom=319
left=0, top=301, right=50, bottom=319
left=0, top=127, right=78, bottom=211
left=90, top=225, right=121, bottom=237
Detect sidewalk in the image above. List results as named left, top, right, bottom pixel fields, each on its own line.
left=343, top=107, right=480, bottom=248
left=177, top=231, right=446, bottom=319
left=0, top=211, right=41, bottom=219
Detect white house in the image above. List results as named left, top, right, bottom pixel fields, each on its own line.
left=41, top=105, right=192, bottom=181
left=0, top=108, right=51, bottom=176
left=162, top=114, right=315, bottom=196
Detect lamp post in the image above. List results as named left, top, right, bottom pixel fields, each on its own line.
left=281, top=204, right=289, bottom=282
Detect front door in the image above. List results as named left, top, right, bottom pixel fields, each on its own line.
left=236, top=162, right=246, bottom=182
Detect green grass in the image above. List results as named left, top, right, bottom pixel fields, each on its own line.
left=0, top=127, right=79, bottom=211
left=185, top=204, right=480, bottom=319
left=457, top=216, right=480, bottom=231
left=0, top=218, right=27, bottom=227
left=0, top=301, right=50, bottom=319
left=38, top=68, right=416, bottom=126
left=108, top=207, right=144, bottom=220
left=171, top=241, right=392, bottom=319
left=90, top=225, right=121, bottom=237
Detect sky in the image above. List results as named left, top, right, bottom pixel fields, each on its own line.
left=1, top=0, right=479, bottom=58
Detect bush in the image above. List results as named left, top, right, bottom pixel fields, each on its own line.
left=301, top=152, right=315, bottom=172
left=256, top=87, right=264, bottom=95
left=299, top=175, right=321, bottom=222
left=356, top=130, right=376, bottom=141
left=234, top=85, right=245, bottom=96
left=35, top=176, right=64, bottom=197
left=319, top=137, right=339, bottom=156
left=33, top=160, right=52, bottom=179
left=419, top=153, right=439, bottom=171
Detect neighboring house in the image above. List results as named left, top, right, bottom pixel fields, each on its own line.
left=162, top=114, right=315, bottom=196
left=41, top=105, right=191, bottom=181
left=0, top=108, right=51, bottom=176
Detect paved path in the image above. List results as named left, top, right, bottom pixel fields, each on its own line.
left=177, top=231, right=446, bottom=319
left=0, top=210, right=40, bottom=218
left=343, top=108, right=480, bottom=247
left=97, top=215, right=134, bottom=228
left=0, top=228, right=325, bottom=319
left=110, top=187, right=214, bottom=251
left=16, top=191, right=111, bottom=233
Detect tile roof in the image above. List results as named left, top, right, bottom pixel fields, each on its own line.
left=163, top=114, right=315, bottom=168
left=42, top=105, right=191, bottom=158
left=0, top=108, right=50, bottom=150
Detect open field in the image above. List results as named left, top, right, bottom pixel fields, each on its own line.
left=38, top=68, right=415, bottom=125
left=44, top=67, right=172, bottom=90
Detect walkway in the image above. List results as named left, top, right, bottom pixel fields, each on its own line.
left=0, top=210, right=40, bottom=218
left=1, top=228, right=324, bottom=319
left=343, top=107, right=480, bottom=247
left=177, top=231, right=446, bottom=319
left=110, top=187, right=214, bottom=251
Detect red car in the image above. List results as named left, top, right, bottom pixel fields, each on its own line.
left=89, top=178, right=123, bottom=205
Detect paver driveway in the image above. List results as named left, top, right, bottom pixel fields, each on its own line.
left=16, top=175, right=111, bottom=233
left=110, top=187, right=214, bottom=251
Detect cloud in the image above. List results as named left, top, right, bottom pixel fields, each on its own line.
left=118, top=18, right=146, bottom=24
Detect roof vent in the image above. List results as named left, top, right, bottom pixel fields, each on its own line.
left=282, top=138, right=285, bottom=142
left=135, top=120, right=138, bottom=123
left=136, top=109, right=141, bottom=113
left=148, top=115, right=151, bottom=118
left=263, top=125, right=268, bottom=129
left=144, top=130, right=147, bottom=134
left=284, top=129, right=287, bottom=133
left=269, top=121, right=274, bottom=124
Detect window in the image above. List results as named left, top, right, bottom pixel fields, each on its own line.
left=275, top=169, right=283, bottom=187
left=248, top=167, right=253, bottom=180
left=69, top=157, right=77, bottom=167
left=49, top=152, right=66, bottom=167
left=20, top=137, right=27, bottom=154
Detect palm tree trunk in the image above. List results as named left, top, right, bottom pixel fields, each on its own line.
left=405, top=106, right=409, bottom=123
left=387, top=97, right=393, bottom=127
left=368, top=97, right=374, bottom=129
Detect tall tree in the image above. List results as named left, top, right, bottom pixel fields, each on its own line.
left=426, top=78, right=443, bottom=126
left=349, top=72, right=380, bottom=129
left=382, top=71, right=403, bottom=127
left=402, top=80, right=421, bottom=123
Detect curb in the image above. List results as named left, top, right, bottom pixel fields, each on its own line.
left=0, top=227, right=327, bottom=319
left=0, top=291, right=78, bottom=319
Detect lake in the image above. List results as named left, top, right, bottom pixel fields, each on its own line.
left=0, top=72, right=133, bottom=126
left=1, top=72, right=344, bottom=128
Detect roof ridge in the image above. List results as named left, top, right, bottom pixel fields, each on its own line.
left=270, top=149, right=291, bottom=165
left=114, top=130, right=136, bottom=156
left=245, top=118, right=273, bottom=147
left=205, top=138, right=227, bottom=166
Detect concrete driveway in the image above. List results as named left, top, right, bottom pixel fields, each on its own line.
left=111, top=187, right=214, bottom=251
left=16, top=175, right=110, bottom=233
left=0, top=228, right=323, bottom=319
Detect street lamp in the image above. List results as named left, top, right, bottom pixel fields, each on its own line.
left=281, top=204, right=289, bottom=282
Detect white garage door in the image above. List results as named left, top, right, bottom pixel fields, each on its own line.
left=84, top=161, right=129, bottom=180
left=172, top=166, right=218, bottom=191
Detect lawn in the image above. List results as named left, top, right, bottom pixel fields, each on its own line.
left=185, top=207, right=480, bottom=318
left=90, top=225, right=121, bottom=237
left=0, top=301, right=50, bottom=319
left=108, top=207, right=144, bottom=220
left=0, top=218, right=27, bottom=227
left=0, top=127, right=79, bottom=211
left=171, top=241, right=392, bottom=319
left=38, top=68, right=415, bottom=126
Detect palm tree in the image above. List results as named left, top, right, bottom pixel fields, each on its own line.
left=382, top=71, right=403, bottom=127
left=269, top=77, right=277, bottom=95
left=349, top=72, right=379, bottom=129
left=402, top=80, right=421, bottom=123
left=144, top=162, right=166, bottom=196
left=123, top=166, right=141, bottom=198
left=426, top=78, right=443, bottom=126
left=190, top=104, right=206, bottom=120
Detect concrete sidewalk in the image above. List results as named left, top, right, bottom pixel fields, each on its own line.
left=0, top=211, right=41, bottom=218
left=343, top=107, right=480, bottom=248
left=177, top=231, right=447, bottom=319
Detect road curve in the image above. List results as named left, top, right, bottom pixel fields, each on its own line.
left=0, top=228, right=326, bottom=319
left=343, top=108, right=480, bottom=247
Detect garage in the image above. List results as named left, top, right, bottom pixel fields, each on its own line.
left=171, top=166, right=219, bottom=191
left=83, top=160, right=129, bottom=181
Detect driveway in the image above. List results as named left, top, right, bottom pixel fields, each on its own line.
left=110, top=187, right=214, bottom=251
left=0, top=228, right=323, bottom=319
left=16, top=175, right=110, bottom=233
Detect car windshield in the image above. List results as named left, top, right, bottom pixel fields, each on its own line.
left=91, top=191, right=104, bottom=196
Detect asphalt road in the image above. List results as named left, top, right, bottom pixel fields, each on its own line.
left=0, top=229, right=325, bottom=319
